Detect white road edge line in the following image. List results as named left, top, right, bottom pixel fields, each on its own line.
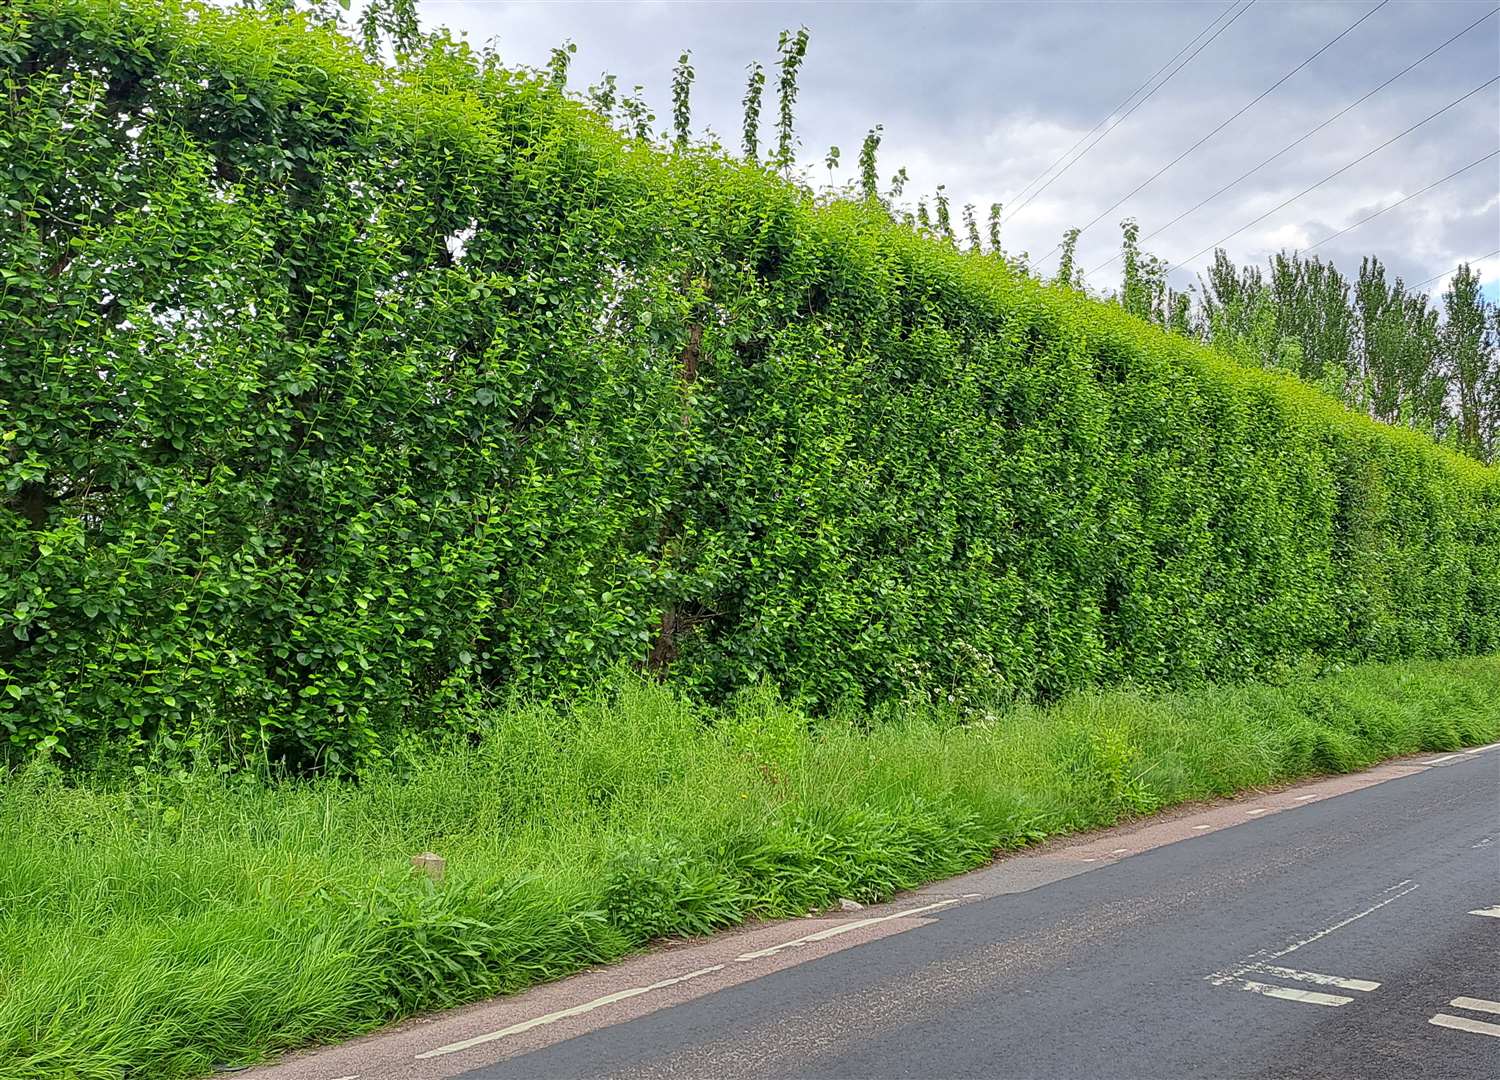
left=1293, top=794, right=1319, bottom=801
left=1233, top=979, right=1352, bottom=1007
left=1246, top=808, right=1269, bottom=815
left=416, top=891, right=985, bottom=1060
left=414, top=965, right=726, bottom=1060
left=1249, top=964, right=1379, bottom=991
left=1452, top=996, right=1500, bottom=1016
left=734, top=894, right=982, bottom=962
left=1468, top=906, right=1500, bottom=918
left=1430, top=1013, right=1500, bottom=1038
left=1422, top=755, right=1460, bottom=764
left=1463, top=741, right=1500, bottom=754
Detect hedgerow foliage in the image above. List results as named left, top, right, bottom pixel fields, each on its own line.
left=3, top=0, right=1497, bottom=767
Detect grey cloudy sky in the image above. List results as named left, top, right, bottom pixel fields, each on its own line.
left=420, top=0, right=1500, bottom=300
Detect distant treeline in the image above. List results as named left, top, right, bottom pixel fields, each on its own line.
left=1102, top=238, right=1498, bottom=466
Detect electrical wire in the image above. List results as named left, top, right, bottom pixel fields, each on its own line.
left=1002, top=0, right=1242, bottom=209
left=1055, top=0, right=1392, bottom=263
left=1297, top=149, right=1498, bottom=254
left=1410, top=249, right=1500, bottom=291
left=1088, top=6, right=1498, bottom=275
left=1165, top=74, right=1500, bottom=274
left=1004, top=0, right=1256, bottom=223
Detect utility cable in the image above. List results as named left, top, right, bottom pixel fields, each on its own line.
left=1089, top=6, right=1498, bottom=274
left=1051, top=0, right=1392, bottom=266
left=1005, top=0, right=1256, bottom=223
left=1297, top=149, right=1498, bottom=254
left=1165, top=74, right=1500, bottom=274
left=1411, top=250, right=1500, bottom=291
left=1003, top=0, right=1242, bottom=209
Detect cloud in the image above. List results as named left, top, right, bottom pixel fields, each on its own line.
left=424, top=0, right=1499, bottom=297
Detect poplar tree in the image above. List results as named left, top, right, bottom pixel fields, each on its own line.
left=1442, top=264, right=1497, bottom=462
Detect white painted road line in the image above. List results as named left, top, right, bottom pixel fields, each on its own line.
left=1246, top=808, right=1269, bottom=815
left=414, top=965, right=725, bottom=1060
left=735, top=895, right=980, bottom=962
left=1233, top=979, right=1353, bottom=1007
left=1249, top=965, right=1380, bottom=992
left=1463, top=741, right=1500, bottom=754
left=1430, top=1013, right=1500, bottom=1038
left=1208, top=880, right=1420, bottom=990
left=1468, top=906, right=1500, bottom=918
left=1262, top=879, right=1420, bottom=963
left=1451, top=996, right=1500, bottom=1016
left=1422, top=755, right=1461, bottom=765
left=1193, top=825, right=1213, bottom=831
left=1293, top=794, right=1319, bottom=801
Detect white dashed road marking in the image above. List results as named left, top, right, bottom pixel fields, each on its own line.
left=1206, top=880, right=1416, bottom=1008
left=1468, top=906, right=1500, bottom=918
left=1429, top=1013, right=1500, bottom=1038
left=1248, top=965, right=1380, bottom=992
left=1451, top=996, right=1500, bottom=1016
left=414, top=893, right=983, bottom=1060
left=1232, top=979, right=1353, bottom=1007
left=1246, top=808, right=1269, bottom=815
left=735, top=895, right=980, bottom=962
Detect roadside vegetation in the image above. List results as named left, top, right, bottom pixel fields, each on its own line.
left=3, top=3, right=1499, bottom=1078
left=2, top=659, right=1497, bottom=1078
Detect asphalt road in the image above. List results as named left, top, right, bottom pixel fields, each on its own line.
left=247, top=747, right=1500, bottom=1080
left=460, top=750, right=1499, bottom=1080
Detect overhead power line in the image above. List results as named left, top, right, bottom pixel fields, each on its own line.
left=1089, top=5, right=1498, bottom=275
left=1005, top=0, right=1255, bottom=224
left=1053, top=0, right=1391, bottom=265
left=1165, top=74, right=1500, bottom=274
left=1003, top=1, right=1241, bottom=209
left=1297, top=149, right=1499, bottom=254
left=1411, top=250, right=1500, bottom=291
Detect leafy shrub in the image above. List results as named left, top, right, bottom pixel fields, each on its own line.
left=2, top=1, right=1497, bottom=767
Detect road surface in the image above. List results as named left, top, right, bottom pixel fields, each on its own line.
left=247, top=745, right=1500, bottom=1080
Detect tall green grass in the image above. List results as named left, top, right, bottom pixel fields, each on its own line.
left=2, top=657, right=1497, bottom=1078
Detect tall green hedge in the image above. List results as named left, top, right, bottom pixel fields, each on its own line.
left=3, top=1, right=1497, bottom=767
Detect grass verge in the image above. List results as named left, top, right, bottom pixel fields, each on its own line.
left=1, top=657, right=1497, bottom=1078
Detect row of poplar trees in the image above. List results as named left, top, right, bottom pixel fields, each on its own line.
left=1112, top=239, right=1500, bottom=466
